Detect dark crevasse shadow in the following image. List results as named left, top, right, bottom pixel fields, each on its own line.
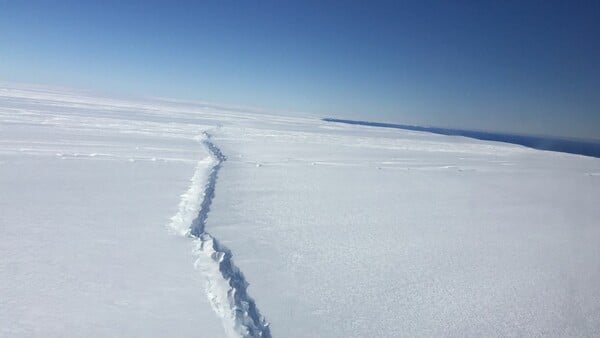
left=323, top=118, right=600, bottom=158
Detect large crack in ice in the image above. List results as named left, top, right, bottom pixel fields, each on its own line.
left=168, top=131, right=271, bottom=338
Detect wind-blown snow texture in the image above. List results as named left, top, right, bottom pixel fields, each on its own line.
left=1, top=85, right=600, bottom=337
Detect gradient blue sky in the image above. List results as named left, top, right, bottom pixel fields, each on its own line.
left=1, top=1, right=599, bottom=139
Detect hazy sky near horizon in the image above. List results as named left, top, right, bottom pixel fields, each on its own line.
left=1, top=1, right=599, bottom=139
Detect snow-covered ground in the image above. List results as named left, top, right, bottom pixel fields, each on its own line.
left=0, top=87, right=228, bottom=337
left=1, top=85, right=599, bottom=337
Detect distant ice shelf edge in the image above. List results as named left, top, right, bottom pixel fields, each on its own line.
left=167, top=131, right=271, bottom=338
left=322, top=118, right=600, bottom=158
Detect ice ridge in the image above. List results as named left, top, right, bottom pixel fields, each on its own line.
left=168, top=132, right=271, bottom=338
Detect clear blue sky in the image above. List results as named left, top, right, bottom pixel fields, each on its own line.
left=1, top=1, right=599, bottom=139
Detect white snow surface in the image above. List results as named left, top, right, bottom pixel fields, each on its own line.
left=1, top=85, right=600, bottom=337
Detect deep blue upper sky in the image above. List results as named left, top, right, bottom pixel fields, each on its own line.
left=1, top=1, right=599, bottom=139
